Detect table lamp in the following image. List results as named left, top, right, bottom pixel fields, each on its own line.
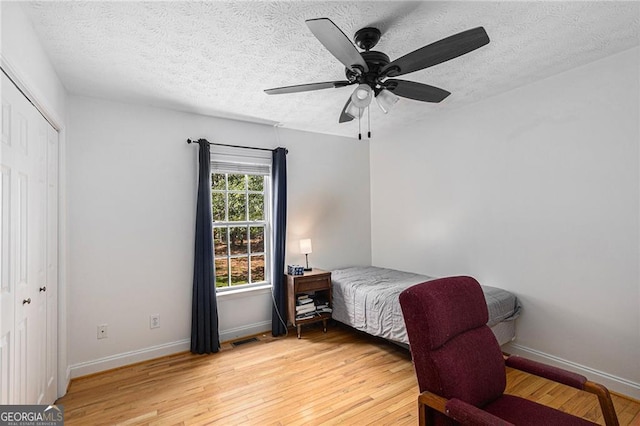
left=300, top=239, right=313, bottom=271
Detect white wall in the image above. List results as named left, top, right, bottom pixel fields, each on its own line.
left=1, top=2, right=70, bottom=397
left=0, top=3, right=67, bottom=125
left=371, top=47, right=640, bottom=397
left=66, top=96, right=371, bottom=376
left=281, top=128, right=372, bottom=270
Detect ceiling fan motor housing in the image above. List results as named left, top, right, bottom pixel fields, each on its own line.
left=345, top=50, right=390, bottom=93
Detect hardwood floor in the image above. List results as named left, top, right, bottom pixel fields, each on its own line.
left=57, top=324, right=640, bottom=425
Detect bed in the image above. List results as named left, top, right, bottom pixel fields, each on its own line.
left=331, top=266, right=521, bottom=346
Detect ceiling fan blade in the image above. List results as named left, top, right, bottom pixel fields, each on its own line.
left=339, top=98, right=355, bottom=123
left=381, top=27, right=489, bottom=77
left=306, top=18, right=369, bottom=73
left=383, top=79, right=451, bottom=103
left=264, top=80, right=352, bottom=95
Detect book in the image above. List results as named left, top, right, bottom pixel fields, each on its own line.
left=296, top=304, right=316, bottom=314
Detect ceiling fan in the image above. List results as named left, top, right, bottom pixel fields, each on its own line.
left=264, top=18, right=490, bottom=138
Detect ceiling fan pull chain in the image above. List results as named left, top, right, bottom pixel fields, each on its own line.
left=358, top=108, right=362, bottom=140
left=368, top=106, right=371, bottom=139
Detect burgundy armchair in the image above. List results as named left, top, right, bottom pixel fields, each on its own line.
left=399, top=276, right=619, bottom=426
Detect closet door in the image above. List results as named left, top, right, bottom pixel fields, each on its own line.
left=0, top=71, right=57, bottom=404
left=0, top=74, right=16, bottom=404
left=1, top=70, right=35, bottom=404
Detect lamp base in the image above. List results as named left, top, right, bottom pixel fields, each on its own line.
left=304, top=267, right=312, bottom=272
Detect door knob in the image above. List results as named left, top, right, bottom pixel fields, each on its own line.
left=23, top=298, right=31, bottom=305
left=39, top=286, right=46, bottom=292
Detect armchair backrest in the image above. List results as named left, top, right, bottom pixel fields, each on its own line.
left=399, top=276, right=506, bottom=408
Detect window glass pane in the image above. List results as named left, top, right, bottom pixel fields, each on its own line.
left=212, top=193, right=225, bottom=221
left=248, top=175, right=264, bottom=191
left=212, top=173, right=226, bottom=190
left=228, top=193, right=246, bottom=221
left=228, top=174, right=246, bottom=191
left=213, top=228, right=227, bottom=256
left=230, top=257, right=249, bottom=286
left=248, top=194, right=264, bottom=221
left=215, top=258, right=229, bottom=288
left=249, top=226, right=264, bottom=253
left=229, top=226, right=248, bottom=255
left=251, top=255, right=265, bottom=282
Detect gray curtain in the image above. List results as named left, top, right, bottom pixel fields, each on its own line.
left=191, top=139, right=220, bottom=353
left=271, top=147, right=288, bottom=336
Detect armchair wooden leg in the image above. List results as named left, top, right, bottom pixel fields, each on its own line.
left=418, top=399, right=426, bottom=426
left=418, top=391, right=448, bottom=426
left=417, top=402, right=439, bottom=426
left=584, top=381, right=619, bottom=426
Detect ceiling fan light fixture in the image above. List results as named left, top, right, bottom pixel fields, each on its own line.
left=345, top=101, right=364, bottom=119
left=376, top=89, right=399, bottom=114
left=351, top=84, right=373, bottom=108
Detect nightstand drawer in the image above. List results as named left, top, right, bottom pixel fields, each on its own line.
left=296, top=276, right=330, bottom=292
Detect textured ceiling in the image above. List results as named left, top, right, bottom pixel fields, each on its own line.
left=19, top=1, right=640, bottom=139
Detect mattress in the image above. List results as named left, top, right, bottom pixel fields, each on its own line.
left=331, top=266, right=521, bottom=345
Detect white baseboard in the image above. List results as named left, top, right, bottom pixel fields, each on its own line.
left=69, top=322, right=273, bottom=379
left=70, top=339, right=190, bottom=378
left=504, top=342, right=640, bottom=400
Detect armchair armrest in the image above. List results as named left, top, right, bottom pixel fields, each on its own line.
left=505, top=356, right=619, bottom=426
left=505, top=355, right=586, bottom=389
left=418, top=392, right=514, bottom=426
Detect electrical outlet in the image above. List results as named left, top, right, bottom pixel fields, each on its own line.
left=150, top=314, right=160, bottom=329
left=97, top=324, right=108, bottom=339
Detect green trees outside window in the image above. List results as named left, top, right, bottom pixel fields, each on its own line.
left=211, top=172, right=267, bottom=288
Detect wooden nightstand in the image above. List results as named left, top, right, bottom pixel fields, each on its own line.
left=286, top=269, right=332, bottom=339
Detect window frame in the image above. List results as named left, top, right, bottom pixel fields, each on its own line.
left=209, top=148, right=272, bottom=293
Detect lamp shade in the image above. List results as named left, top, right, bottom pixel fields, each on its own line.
left=299, top=239, right=313, bottom=254
left=351, top=84, right=373, bottom=108
left=375, top=89, right=399, bottom=114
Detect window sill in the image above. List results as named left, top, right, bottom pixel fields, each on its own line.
left=216, top=283, right=272, bottom=299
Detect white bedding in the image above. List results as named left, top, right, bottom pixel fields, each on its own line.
left=331, top=266, right=521, bottom=345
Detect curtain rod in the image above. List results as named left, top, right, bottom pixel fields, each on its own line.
left=187, top=138, right=287, bottom=154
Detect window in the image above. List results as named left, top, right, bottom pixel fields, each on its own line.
left=210, top=150, right=271, bottom=291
